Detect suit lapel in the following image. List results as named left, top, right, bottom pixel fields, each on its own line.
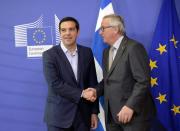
left=77, top=45, right=82, bottom=83
left=103, top=48, right=110, bottom=75
left=107, top=37, right=128, bottom=77
left=57, top=45, right=77, bottom=83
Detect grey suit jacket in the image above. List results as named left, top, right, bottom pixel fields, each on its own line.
left=96, top=36, right=156, bottom=125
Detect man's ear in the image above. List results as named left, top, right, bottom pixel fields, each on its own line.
left=77, top=30, right=80, bottom=36
left=114, top=26, right=119, bottom=34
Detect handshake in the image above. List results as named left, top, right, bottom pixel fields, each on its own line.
left=82, top=88, right=97, bottom=102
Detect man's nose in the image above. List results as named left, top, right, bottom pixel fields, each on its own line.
left=65, top=30, right=71, bottom=34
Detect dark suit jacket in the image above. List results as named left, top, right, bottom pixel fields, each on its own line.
left=96, top=36, right=156, bottom=125
left=42, top=44, right=99, bottom=128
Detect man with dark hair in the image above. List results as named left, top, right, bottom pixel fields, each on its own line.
left=43, top=16, right=99, bottom=131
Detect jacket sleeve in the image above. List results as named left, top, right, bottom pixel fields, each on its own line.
left=125, top=43, right=150, bottom=114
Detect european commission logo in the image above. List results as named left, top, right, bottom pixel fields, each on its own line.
left=14, top=15, right=60, bottom=58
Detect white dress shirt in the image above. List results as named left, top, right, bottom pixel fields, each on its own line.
left=61, top=43, right=78, bottom=80
left=111, top=36, right=124, bottom=60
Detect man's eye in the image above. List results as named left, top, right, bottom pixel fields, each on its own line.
left=69, top=28, right=76, bottom=31
left=61, top=29, right=66, bottom=32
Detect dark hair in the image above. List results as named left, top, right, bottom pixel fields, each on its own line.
left=59, top=17, right=79, bottom=31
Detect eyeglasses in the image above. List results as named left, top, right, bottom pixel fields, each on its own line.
left=99, top=26, right=114, bottom=32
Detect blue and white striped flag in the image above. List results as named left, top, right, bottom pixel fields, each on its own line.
left=92, top=0, right=114, bottom=131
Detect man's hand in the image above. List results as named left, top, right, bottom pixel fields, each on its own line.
left=117, top=106, right=134, bottom=124
left=91, top=114, right=98, bottom=129
left=82, top=88, right=97, bottom=102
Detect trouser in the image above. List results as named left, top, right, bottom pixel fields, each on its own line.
left=106, top=108, right=151, bottom=131
left=47, top=110, right=89, bottom=131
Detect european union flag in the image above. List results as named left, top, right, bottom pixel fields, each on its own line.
left=149, top=0, right=180, bottom=130
left=27, top=27, right=53, bottom=46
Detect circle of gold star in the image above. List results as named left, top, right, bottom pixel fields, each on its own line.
left=33, top=29, right=46, bottom=44
left=156, top=43, right=167, bottom=55
left=149, top=59, right=158, bottom=70
left=171, top=104, right=180, bottom=115
left=170, top=34, right=178, bottom=48
left=151, top=77, right=158, bottom=87
left=156, top=93, right=167, bottom=104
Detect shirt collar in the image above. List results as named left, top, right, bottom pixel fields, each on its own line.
left=60, top=42, right=77, bottom=55
left=112, top=36, right=124, bottom=50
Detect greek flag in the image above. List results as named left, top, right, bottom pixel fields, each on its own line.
left=92, top=0, right=114, bottom=131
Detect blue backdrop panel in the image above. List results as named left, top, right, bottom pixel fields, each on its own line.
left=0, top=0, right=180, bottom=131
